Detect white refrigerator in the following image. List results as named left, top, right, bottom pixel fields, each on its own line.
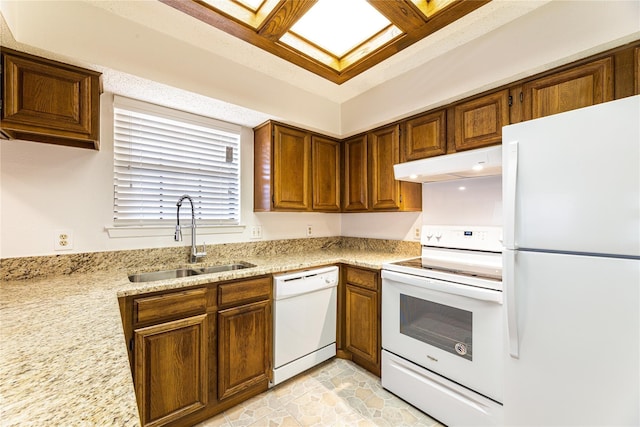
left=502, top=95, right=640, bottom=425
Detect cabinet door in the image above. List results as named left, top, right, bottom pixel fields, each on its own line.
left=453, top=89, right=510, bottom=151
left=634, top=47, right=640, bottom=95
left=134, top=314, right=208, bottom=427
left=523, top=57, right=613, bottom=120
left=1, top=49, right=101, bottom=149
left=402, top=109, right=446, bottom=161
left=369, top=125, right=401, bottom=210
left=273, top=124, right=311, bottom=210
left=312, top=136, right=341, bottom=211
left=343, top=135, right=369, bottom=211
left=218, top=300, right=271, bottom=400
left=345, top=283, right=379, bottom=367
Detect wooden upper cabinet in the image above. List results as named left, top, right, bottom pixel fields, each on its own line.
left=312, top=136, right=341, bottom=211
left=523, top=57, right=613, bottom=120
left=453, top=89, right=510, bottom=151
left=369, top=125, right=421, bottom=211
left=342, top=134, right=369, bottom=212
left=634, top=47, right=640, bottom=95
left=254, top=121, right=340, bottom=212
left=253, top=122, right=311, bottom=211
left=273, top=124, right=311, bottom=210
left=402, top=109, right=446, bottom=161
left=369, top=125, right=401, bottom=210
left=1, top=48, right=101, bottom=150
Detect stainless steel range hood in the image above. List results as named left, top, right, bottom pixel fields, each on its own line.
left=394, top=145, right=502, bottom=183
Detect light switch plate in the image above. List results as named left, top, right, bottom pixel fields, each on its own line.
left=251, top=225, right=263, bottom=239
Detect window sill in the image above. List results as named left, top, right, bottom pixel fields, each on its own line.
left=105, top=224, right=246, bottom=238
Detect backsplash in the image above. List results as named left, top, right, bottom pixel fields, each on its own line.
left=0, top=237, right=420, bottom=281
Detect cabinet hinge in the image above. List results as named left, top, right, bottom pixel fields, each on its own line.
left=272, top=194, right=275, bottom=206
left=508, top=96, right=513, bottom=107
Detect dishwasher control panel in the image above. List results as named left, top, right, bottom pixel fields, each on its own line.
left=273, top=266, right=339, bottom=300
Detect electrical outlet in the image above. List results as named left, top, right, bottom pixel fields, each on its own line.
left=414, top=227, right=421, bottom=240
left=54, top=230, right=73, bottom=251
left=306, top=225, right=313, bottom=237
left=251, top=225, right=262, bottom=239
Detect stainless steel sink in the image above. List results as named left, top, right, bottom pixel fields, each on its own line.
left=128, top=262, right=256, bottom=282
left=191, top=263, right=255, bottom=275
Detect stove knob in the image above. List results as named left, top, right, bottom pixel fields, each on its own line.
left=435, top=232, right=442, bottom=241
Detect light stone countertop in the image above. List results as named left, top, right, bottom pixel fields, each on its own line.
left=0, top=249, right=416, bottom=427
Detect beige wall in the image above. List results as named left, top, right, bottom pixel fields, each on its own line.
left=1, top=1, right=639, bottom=258
left=0, top=92, right=420, bottom=258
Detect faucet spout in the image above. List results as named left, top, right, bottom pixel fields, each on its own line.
left=175, top=195, right=207, bottom=263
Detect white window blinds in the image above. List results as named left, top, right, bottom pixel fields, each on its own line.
left=113, top=96, right=241, bottom=225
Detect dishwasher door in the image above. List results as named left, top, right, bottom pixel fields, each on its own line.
left=272, top=266, right=338, bottom=386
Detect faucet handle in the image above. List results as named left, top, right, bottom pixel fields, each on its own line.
left=198, top=242, right=207, bottom=257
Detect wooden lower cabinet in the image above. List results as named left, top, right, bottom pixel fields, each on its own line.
left=340, top=266, right=381, bottom=376
left=345, top=285, right=378, bottom=365
left=134, top=315, right=209, bottom=427
left=122, top=275, right=272, bottom=427
left=218, top=300, right=271, bottom=400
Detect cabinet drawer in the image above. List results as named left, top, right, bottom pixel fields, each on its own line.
left=134, top=288, right=207, bottom=325
left=345, top=267, right=379, bottom=290
left=218, top=276, right=271, bottom=307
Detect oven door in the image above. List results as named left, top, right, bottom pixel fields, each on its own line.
left=382, top=269, right=503, bottom=402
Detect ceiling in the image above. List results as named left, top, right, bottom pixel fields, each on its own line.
left=160, top=0, right=490, bottom=84
left=1, top=1, right=637, bottom=135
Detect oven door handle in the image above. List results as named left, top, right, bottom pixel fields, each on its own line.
left=382, top=270, right=503, bottom=304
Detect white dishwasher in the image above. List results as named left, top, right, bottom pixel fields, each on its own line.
left=271, top=266, right=339, bottom=387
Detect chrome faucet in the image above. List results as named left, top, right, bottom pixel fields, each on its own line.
left=175, top=194, right=207, bottom=263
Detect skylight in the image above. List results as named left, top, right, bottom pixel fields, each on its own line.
left=234, top=0, right=265, bottom=13
left=288, top=0, right=391, bottom=58
left=162, top=0, right=491, bottom=84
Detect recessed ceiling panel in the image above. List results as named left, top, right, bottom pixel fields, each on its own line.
left=234, top=0, right=266, bottom=13
left=288, top=0, right=391, bottom=57
left=160, top=0, right=492, bottom=84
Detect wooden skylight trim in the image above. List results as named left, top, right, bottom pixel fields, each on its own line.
left=160, top=0, right=491, bottom=84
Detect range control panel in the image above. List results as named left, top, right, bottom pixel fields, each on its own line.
left=421, top=225, right=503, bottom=252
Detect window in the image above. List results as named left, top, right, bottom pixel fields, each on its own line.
left=113, top=96, right=241, bottom=226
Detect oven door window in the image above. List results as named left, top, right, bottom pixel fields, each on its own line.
left=399, top=294, right=472, bottom=361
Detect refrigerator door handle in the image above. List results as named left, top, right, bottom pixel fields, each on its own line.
left=504, top=250, right=519, bottom=358
left=504, top=141, right=519, bottom=250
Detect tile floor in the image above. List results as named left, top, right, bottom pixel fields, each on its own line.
left=196, top=358, right=444, bottom=427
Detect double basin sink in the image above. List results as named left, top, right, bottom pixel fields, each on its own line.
left=128, top=262, right=255, bottom=282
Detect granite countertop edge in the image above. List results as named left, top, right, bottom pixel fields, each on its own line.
left=0, top=249, right=416, bottom=427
